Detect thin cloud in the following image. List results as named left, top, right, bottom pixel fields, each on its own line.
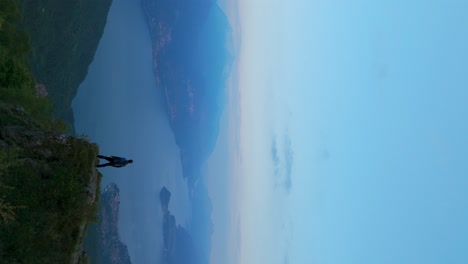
left=271, top=138, right=280, bottom=176
left=283, top=134, right=293, bottom=191
left=270, top=134, right=294, bottom=192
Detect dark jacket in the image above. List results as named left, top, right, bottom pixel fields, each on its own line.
left=111, top=156, right=129, bottom=167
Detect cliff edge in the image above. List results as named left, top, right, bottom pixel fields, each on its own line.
left=0, top=103, right=102, bottom=263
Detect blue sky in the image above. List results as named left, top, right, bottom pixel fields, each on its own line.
left=72, top=0, right=468, bottom=263
left=213, top=0, right=468, bottom=263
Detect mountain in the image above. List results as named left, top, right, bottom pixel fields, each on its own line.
left=1, top=4, right=105, bottom=262
left=160, top=187, right=206, bottom=264
left=86, top=183, right=132, bottom=264
left=143, top=1, right=233, bottom=262
left=160, top=186, right=172, bottom=213
left=20, top=0, right=113, bottom=133
left=1, top=1, right=151, bottom=263
left=142, top=0, right=234, bottom=191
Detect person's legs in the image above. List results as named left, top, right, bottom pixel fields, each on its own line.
left=97, top=163, right=112, bottom=168
left=97, top=155, right=114, bottom=162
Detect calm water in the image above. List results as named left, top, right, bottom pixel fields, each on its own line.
left=72, top=0, right=191, bottom=262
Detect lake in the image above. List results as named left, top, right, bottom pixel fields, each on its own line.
left=72, top=0, right=191, bottom=262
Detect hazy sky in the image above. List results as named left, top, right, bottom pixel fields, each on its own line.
left=211, top=0, right=468, bottom=264
left=72, top=0, right=468, bottom=263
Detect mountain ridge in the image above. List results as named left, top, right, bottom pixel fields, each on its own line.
left=142, top=0, right=233, bottom=261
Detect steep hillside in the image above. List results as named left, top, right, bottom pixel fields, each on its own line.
left=20, top=0, right=113, bottom=133
left=142, top=0, right=233, bottom=190
left=0, top=3, right=106, bottom=263
left=0, top=104, right=102, bottom=264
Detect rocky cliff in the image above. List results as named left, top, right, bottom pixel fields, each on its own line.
left=0, top=103, right=101, bottom=264
left=96, top=183, right=133, bottom=264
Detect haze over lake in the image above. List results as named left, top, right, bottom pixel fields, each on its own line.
left=72, top=0, right=191, bottom=262
left=73, top=0, right=468, bottom=263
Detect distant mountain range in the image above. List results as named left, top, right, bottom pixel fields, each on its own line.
left=142, top=0, right=233, bottom=262
left=160, top=187, right=206, bottom=264
left=142, top=0, right=233, bottom=190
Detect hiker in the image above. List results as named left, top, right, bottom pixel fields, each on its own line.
left=96, top=155, right=133, bottom=168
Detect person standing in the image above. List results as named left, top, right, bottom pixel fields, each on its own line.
left=96, top=155, right=133, bottom=168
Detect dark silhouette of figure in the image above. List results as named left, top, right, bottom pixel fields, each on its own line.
left=96, top=155, right=133, bottom=168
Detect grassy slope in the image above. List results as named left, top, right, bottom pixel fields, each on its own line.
left=0, top=123, right=101, bottom=263
left=0, top=1, right=107, bottom=262
left=0, top=0, right=59, bottom=129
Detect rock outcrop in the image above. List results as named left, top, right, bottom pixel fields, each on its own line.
left=0, top=103, right=101, bottom=264
left=96, top=183, right=132, bottom=264
left=159, top=187, right=202, bottom=264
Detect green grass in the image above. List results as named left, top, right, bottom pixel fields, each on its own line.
left=0, top=0, right=67, bottom=132
left=0, top=141, right=100, bottom=262
left=0, top=1, right=105, bottom=262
